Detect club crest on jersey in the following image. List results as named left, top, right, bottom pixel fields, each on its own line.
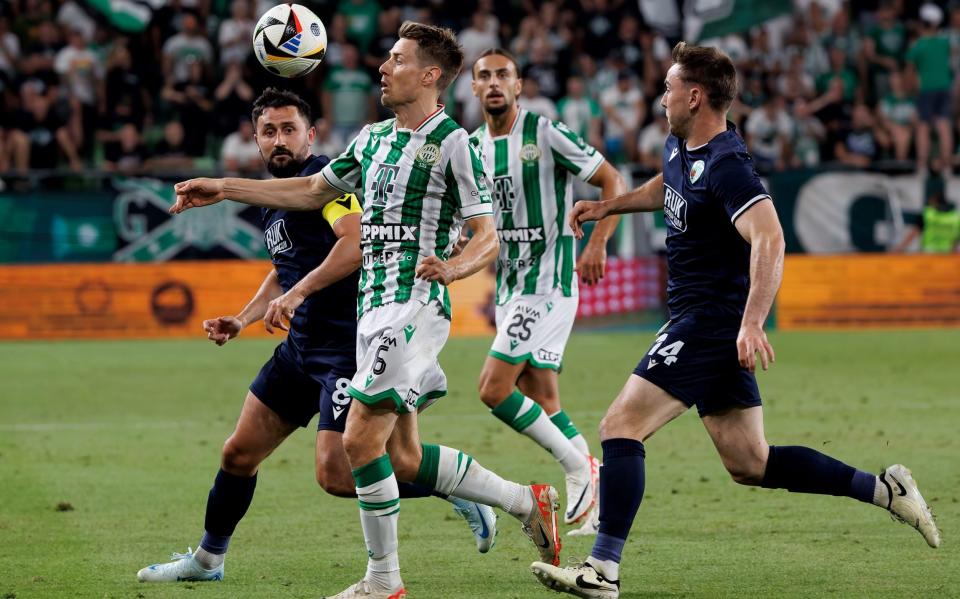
left=689, top=160, right=705, bottom=183
left=663, top=183, right=688, bottom=232
left=415, top=143, right=441, bottom=167
left=519, top=143, right=541, bottom=163
left=264, top=219, right=292, bottom=256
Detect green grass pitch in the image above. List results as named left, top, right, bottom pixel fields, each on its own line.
left=1, top=330, right=957, bottom=598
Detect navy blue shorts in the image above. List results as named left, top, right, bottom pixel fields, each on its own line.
left=633, top=330, right=762, bottom=417
left=249, top=341, right=355, bottom=431
left=917, top=90, right=951, bottom=122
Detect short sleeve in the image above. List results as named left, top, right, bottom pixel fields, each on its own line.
left=445, top=132, right=493, bottom=220
left=707, top=153, right=771, bottom=223
left=546, top=120, right=604, bottom=182
left=320, top=131, right=363, bottom=193
left=321, top=193, right=362, bottom=227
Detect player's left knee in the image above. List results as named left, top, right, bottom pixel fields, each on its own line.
left=724, top=456, right=767, bottom=486
left=315, top=464, right=356, bottom=497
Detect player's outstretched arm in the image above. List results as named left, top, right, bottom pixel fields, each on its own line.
left=263, top=212, right=362, bottom=331
left=417, top=215, right=499, bottom=286
left=569, top=172, right=664, bottom=239
left=203, top=269, right=283, bottom=345
left=577, top=160, right=626, bottom=284
left=734, top=199, right=785, bottom=372
left=170, top=172, right=342, bottom=214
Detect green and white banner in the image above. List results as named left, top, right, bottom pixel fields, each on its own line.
left=82, top=0, right=164, bottom=33
left=684, top=0, right=793, bottom=42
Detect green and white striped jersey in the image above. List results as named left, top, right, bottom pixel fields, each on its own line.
left=471, top=109, right=604, bottom=305
left=320, top=106, right=493, bottom=317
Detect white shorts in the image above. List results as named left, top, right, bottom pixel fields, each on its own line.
left=489, top=288, right=578, bottom=371
left=348, top=299, right=449, bottom=413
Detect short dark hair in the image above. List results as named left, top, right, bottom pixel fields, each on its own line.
left=251, top=87, right=312, bottom=127
left=472, top=48, right=521, bottom=78
left=398, top=20, right=463, bottom=92
left=671, top=42, right=738, bottom=111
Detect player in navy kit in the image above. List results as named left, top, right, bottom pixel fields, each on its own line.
left=137, top=88, right=495, bottom=584
left=530, top=43, right=940, bottom=598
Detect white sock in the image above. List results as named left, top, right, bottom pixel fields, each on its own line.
left=193, top=546, right=223, bottom=569
left=493, top=392, right=588, bottom=475
left=569, top=433, right=590, bottom=457
left=418, top=444, right=533, bottom=519
left=873, top=475, right=891, bottom=508
left=587, top=556, right=620, bottom=581
left=353, top=455, right=402, bottom=592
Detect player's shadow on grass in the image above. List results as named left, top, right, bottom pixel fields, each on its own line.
left=619, top=591, right=691, bottom=598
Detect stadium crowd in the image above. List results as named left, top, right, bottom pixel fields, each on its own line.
left=0, top=0, right=958, bottom=177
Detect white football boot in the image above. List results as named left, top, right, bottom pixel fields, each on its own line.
left=880, top=464, right=940, bottom=548
left=530, top=560, right=620, bottom=599
left=564, top=456, right=597, bottom=525
left=569, top=456, right=600, bottom=536
left=450, top=497, right=498, bottom=553
left=324, top=579, right=406, bottom=599
left=137, top=547, right=224, bottom=582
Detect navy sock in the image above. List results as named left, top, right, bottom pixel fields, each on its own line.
left=761, top=445, right=876, bottom=503
left=398, top=482, right=446, bottom=499
left=592, top=438, right=645, bottom=564
left=200, top=469, right=257, bottom=555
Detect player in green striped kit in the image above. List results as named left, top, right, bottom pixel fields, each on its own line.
left=470, top=49, right=626, bottom=534
left=171, top=22, right=562, bottom=599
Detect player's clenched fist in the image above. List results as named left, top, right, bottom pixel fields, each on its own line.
left=568, top=200, right=610, bottom=239
left=170, top=178, right=226, bottom=214
left=203, top=316, right=243, bottom=346
left=416, top=255, right=459, bottom=285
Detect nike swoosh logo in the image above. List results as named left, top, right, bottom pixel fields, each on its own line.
left=566, top=483, right=590, bottom=519
left=536, top=523, right=550, bottom=548
left=575, top=574, right=610, bottom=591
left=890, top=475, right=908, bottom=497
left=477, top=505, right=489, bottom=539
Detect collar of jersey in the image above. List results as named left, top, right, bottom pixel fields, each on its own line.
left=486, top=108, right=523, bottom=140
left=684, top=121, right=738, bottom=152
left=396, top=104, right=446, bottom=132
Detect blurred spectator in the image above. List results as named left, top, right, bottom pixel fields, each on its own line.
left=218, top=0, right=254, bottom=66
left=54, top=27, right=101, bottom=155
left=55, top=0, right=96, bottom=42
left=637, top=99, right=668, bottom=171
left=103, top=123, right=145, bottom=174
left=600, top=71, right=644, bottom=163
left=776, top=54, right=816, bottom=102
left=556, top=76, right=603, bottom=150
left=147, top=121, right=194, bottom=172
left=21, top=20, right=61, bottom=87
left=100, top=42, right=148, bottom=131
left=518, top=77, right=557, bottom=120
left=12, top=81, right=81, bottom=171
left=0, top=17, right=21, bottom=84
left=821, top=7, right=861, bottom=70
left=214, top=62, right=254, bottom=137
left=877, top=70, right=917, bottom=162
left=221, top=119, right=261, bottom=175
left=895, top=175, right=960, bottom=253
left=311, top=117, right=347, bottom=158
left=745, top=95, right=793, bottom=172
left=458, top=9, right=499, bottom=67
left=324, top=14, right=350, bottom=68
left=816, top=46, right=859, bottom=104
left=338, top=0, right=380, bottom=53
left=162, top=12, right=214, bottom=84
left=790, top=98, right=826, bottom=167
left=365, top=8, right=402, bottom=73
left=322, top=43, right=374, bottom=140
left=832, top=103, right=890, bottom=167
left=908, top=3, right=954, bottom=173
left=863, top=0, right=905, bottom=100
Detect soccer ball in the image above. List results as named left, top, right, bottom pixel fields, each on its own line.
left=252, top=3, right=327, bottom=78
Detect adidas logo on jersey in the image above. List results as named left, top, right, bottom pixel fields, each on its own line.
left=361, top=224, right=419, bottom=242
left=498, top=227, right=545, bottom=243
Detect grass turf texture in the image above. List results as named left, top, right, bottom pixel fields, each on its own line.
left=0, top=330, right=956, bottom=598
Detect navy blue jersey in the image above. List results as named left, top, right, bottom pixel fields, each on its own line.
left=661, top=123, right=771, bottom=338
left=260, top=155, right=361, bottom=363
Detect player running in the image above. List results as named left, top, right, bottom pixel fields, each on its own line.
left=137, top=88, right=497, bottom=584
left=170, top=22, right=563, bottom=599
left=469, top=49, right=625, bottom=533
left=531, top=42, right=940, bottom=599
